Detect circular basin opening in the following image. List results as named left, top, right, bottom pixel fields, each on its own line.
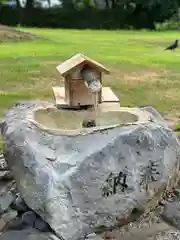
left=34, top=108, right=138, bottom=131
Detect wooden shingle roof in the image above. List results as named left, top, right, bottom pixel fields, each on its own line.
left=56, top=53, right=110, bottom=77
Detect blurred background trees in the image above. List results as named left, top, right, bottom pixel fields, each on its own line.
left=0, top=0, right=180, bottom=30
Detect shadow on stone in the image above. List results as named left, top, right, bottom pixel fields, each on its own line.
left=0, top=229, right=59, bottom=240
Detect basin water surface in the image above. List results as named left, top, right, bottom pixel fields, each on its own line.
left=34, top=107, right=138, bottom=132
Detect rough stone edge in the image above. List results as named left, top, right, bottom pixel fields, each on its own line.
left=1, top=101, right=180, bottom=239
left=19, top=102, right=160, bottom=136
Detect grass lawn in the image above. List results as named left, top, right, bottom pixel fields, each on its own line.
left=0, top=28, right=180, bottom=148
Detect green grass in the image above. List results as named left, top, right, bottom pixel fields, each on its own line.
left=175, top=123, right=180, bottom=131
left=1, top=28, right=180, bottom=149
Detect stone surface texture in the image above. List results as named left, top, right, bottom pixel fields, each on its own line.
left=0, top=181, right=16, bottom=214
left=0, top=101, right=180, bottom=240
left=161, top=200, right=180, bottom=229
left=0, top=229, right=59, bottom=240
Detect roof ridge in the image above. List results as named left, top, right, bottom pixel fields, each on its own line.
left=56, top=53, right=110, bottom=76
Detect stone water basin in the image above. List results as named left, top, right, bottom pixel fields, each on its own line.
left=1, top=101, right=180, bottom=240
left=30, top=105, right=151, bottom=136
left=34, top=108, right=137, bottom=128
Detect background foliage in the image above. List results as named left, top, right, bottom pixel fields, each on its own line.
left=1, top=0, right=180, bottom=29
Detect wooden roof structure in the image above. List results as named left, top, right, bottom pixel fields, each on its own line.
left=56, top=53, right=110, bottom=77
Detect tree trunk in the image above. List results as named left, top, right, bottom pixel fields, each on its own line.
left=104, top=0, right=110, bottom=8
left=25, top=0, right=34, bottom=10
left=25, top=0, right=34, bottom=24
left=111, top=0, right=115, bottom=8
left=16, top=0, right=23, bottom=25
left=47, top=0, right=51, bottom=8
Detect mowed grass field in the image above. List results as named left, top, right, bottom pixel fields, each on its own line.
left=0, top=28, right=180, bottom=146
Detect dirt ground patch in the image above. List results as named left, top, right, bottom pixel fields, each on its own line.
left=39, top=61, right=168, bottom=84
left=0, top=25, right=38, bottom=43
left=40, top=61, right=60, bottom=66
left=28, top=70, right=41, bottom=74
left=104, top=68, right=168, bottom=84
